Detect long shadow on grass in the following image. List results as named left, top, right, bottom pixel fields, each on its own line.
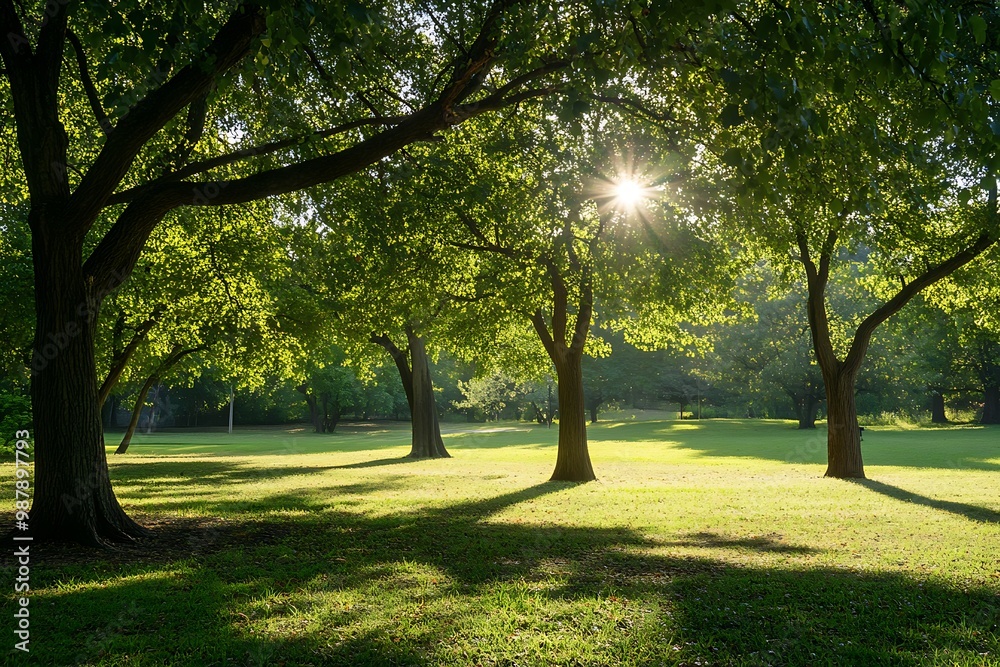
left=636, top=419, right=1000, bottom=472
left=660, top=531, right=820, bottom=554
left=331, top=456, right=429, bottom=469
left=32, top=481, right=1000, bottom=666
left=849, top=478, right=1000, bottom=524
left=108, top=459, right=413, bottom=514
left=111, top=459, right=339, bottom=485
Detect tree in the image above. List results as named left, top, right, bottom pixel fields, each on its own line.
left=453, top=371, right=529, bottom=422
left=102, top=204, right=300, bottom=454
left=706, top=269, right=824, bottom=428
left=369, top=330, right=450, bottom=457
left=296, top=354, right=362, bottom=433
left=426, top=113, right=713, bottom=482
left=1, top=0, right=643, bottom=544
left=683, top=2, right=1000, bottom=477
left=303, top=164, right=471, bottom=459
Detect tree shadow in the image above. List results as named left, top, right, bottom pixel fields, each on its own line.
left=621, top=419, right=1000, bottom=472
left=660, top=530, right=822, bottom=554
left=111, top=459, right=340, bottom=485
left=104, top=459, right=415, bottom=516
left=331, top=456, right=430, bottom=469
left=23, top=479, right=1000, bottom=665
left=848, top=478, right=1000, bottom=524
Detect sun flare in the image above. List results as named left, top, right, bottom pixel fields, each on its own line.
left=613, top=179, right=646, bottom=208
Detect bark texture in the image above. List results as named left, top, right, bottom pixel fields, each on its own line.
left=405, top=331, right=449, bottom=458
left=28, top=235, right=147, bottom=545
left=549, top=351, right=595, bottom=481
left=371, top=331, right=449, bottom=458
left=822, top=371, right=864, bottom=478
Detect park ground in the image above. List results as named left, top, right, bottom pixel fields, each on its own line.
left=2, top=417, right=1000, bottom=666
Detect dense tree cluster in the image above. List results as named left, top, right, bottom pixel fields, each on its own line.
left=1, top=0, right=999, bottom=545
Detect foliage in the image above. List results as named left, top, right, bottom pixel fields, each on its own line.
left=0, top=381, right=30, bottom=458
left=453, top=371, right=528, bottom=422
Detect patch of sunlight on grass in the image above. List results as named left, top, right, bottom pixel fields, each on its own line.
left=47, top=568, right=188, bottom=597
left=5, top=419, right=1000, bottom=666
left=663, top=422, right=704, bottom=431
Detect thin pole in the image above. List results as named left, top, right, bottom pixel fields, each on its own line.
left=697, top=381, right=701, bottom=420
left=228, top=386, right=235, bottom=434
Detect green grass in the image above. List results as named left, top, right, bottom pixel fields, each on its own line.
left=3, top=418, right=1000, bottom=666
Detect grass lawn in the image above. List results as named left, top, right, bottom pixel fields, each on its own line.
left=3, top=418, right=1000, bottom=666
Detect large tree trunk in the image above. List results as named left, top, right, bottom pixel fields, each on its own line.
left=823, top=370, right=865, bottom=478
left=28, top=234, right=147, bottom=546
left=930, top=392, right=948, bottom=424
left=405, top=330, right=449, bottom=458
left=982, top=386, right=1000, bottom=425
left=550, top=351, right=596, bottom=481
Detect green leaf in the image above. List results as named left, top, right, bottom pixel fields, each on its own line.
left=719, top=104, right=743, bottom=127
left=721, top=147, right=744, bottom=168
left=970, top=16, right=987, bottom=45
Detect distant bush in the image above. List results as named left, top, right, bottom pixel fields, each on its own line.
left=858, top=411, right=924, bottom=429
left=0, top=388, right=31, bottom=460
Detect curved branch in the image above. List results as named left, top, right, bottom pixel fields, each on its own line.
left=105, top=116, right=407, bottom=206
left=99, top=310, right=162, bottom=405
left=844, top=232, right=998, bottom=375
left=68, top=3, right=267, bottom=229
left=67, top=29, right=112, bottom=135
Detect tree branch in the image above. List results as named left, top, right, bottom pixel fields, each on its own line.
left=570, top=268, right=593, bottom=353
left=0, top=0, right=30, bottom=67
left=589, top=93, right=676, bottom=124
left=795, top=227, right=840, bottom=374
left=106, top=116, right=408, bottom=205
left=371, top=332, right=413, bottom=411
left=87, top=0, right=550, bottom=294
left=844, top=217, right=999, bottom=374
left=530, top=309, right=557, bottom=360
left=34, top=0, right=69, bottom=95
left=817, top=227, right=838, bottom=285
left=69, top=3, right=267, bottom=230
left=99, top=310, right=162, bottom=405
left=539, top=256, right=569, bottom=347
left=66, top=29, right=113, bottom=135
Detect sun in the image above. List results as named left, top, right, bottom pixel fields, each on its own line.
left=613, top=179, right=646, bottom=208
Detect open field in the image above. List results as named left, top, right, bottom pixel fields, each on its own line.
left=3, top=419, right=1000, bottom=666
